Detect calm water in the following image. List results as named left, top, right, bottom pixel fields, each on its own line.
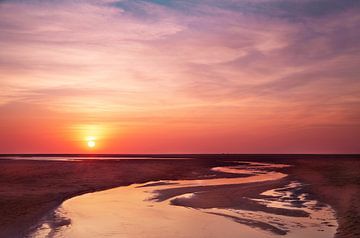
left=4, top=156, right=192, bottom=161
left=30, top=161, right=338, bottom=238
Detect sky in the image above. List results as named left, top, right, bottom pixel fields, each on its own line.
left=0, top=0, right=359, bottom=154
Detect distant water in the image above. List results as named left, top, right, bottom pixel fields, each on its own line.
left=30, top=161, right=337, bottom=238
left=3, top=156, right=191, bottom=161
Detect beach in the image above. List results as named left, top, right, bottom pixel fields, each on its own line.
left=0, top=155, right=359, bottom=238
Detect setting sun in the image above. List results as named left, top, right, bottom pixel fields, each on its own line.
left=86, top=136, right=96, bottom=148
left=87, top=140, right=96, bottom=148
left=71, top=125, right=110, bottom=151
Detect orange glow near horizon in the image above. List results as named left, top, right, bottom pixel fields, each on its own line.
left=71, top=125, right=109, bottom=151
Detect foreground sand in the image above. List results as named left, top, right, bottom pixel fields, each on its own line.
left=0, top=155, right=359, bottom=238
left=286, top=158, right=360, bottom=238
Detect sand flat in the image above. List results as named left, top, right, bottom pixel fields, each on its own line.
left=0, top=155, right=359, bottom=238
left=30, top=161, right=337, bottom=238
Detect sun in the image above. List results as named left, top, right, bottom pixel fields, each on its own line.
left=87, top=140, right=96, bottom=148
left=86, top=136, right=96, bottom=148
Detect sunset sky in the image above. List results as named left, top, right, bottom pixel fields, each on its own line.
left=0, top=0, right=359, bottom=153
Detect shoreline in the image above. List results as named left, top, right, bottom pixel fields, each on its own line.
left=0, top=158, right=240, bottom=237
left=0, top=156, right=359, bottom=237
left=30, top=164, right=336, bottom=238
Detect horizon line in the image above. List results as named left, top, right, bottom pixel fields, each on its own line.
left=0, top=153, right=359, bottom=157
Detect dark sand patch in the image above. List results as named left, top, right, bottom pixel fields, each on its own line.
left=206, top=212, right=288, bottom=235
left=136, top=181, right=179, bottom=188
left=154, top=180, right=309, bottom=217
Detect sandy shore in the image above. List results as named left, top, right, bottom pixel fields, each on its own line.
left=286, top=158, right=360, bottom=238
left=0, top=158, right=238, bottom=237
left=0, top=155, right=359, bottom=238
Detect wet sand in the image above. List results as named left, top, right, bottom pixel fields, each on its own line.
left=0, top=158, right=238, bottom=237
left=0, top=155, right=359, bottom=237
left=29, top=162, right=337, bottom=237
left=286, top=158, right=360, bottom=238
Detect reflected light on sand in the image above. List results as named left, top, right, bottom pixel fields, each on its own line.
left=30, top=161, right=337, bottom=238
